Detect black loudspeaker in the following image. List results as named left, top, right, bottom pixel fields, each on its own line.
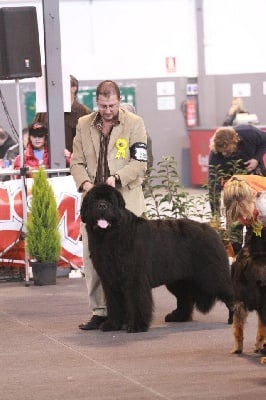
left=0, top=7, right=42, bottom=80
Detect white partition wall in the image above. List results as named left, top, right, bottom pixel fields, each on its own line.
left=203, top=0, right=266, bottom=75
left=59, top=0, right=197, bottom=79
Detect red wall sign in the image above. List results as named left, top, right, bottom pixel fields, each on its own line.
left=0, top=176, right=83, bottom=268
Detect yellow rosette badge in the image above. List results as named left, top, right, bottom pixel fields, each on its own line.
left=115, top=138, right=128, bottom=159
left=252, top=220, right=263, bottom=237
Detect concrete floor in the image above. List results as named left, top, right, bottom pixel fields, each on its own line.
left=0, top=276, right=265, bottom=400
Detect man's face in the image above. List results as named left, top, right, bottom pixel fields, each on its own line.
left=97, top=94, right=120, bottom=122
left=219, top=143, right=237, bottom=157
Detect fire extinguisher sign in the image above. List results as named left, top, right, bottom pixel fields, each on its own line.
left=165, top=57, right=176, bottom=73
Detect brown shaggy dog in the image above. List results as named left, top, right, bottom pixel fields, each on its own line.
left=230, top=227, right=266, bottom=363
left=81, top=184, right=233, bottom=333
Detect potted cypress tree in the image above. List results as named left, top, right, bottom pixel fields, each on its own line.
left=26, top=167, right=61, bottom=285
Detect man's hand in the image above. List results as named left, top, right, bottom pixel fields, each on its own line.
left=105, top=175, right=116, bottom=187
left=82, top=181, right=94, bottom=192
left=64, top=148, right=71, bottom=158
left=244, top=158, right=258, bottom=173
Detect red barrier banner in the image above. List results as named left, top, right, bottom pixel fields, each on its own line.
left=0, top=176, right=83, bottom=268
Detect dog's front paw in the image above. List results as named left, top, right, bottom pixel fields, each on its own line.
left=100, top=319, right=122, bottom=332
left=127, top=323, right=149, bottom=333
left=254, top=345, right=266, bottom=354
left=260, top=344, right=266, bottom=355
left=230, top=348, right=243, bottom=354
left=165, top=309, right=192, bottom=322
left=254, top=342, right=266, bottom=354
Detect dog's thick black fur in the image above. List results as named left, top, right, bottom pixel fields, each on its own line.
left=81, top=184, right=233, bottom=333
left=231, top=227, right=266, bottom=356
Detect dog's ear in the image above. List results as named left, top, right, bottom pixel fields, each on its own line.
left=80, top=192, right=90, bottom=223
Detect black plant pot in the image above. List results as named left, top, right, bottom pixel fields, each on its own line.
left=31, top=261, right=57, bottom=286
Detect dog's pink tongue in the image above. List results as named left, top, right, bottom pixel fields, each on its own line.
left=97, top=219, right=109, bottom=229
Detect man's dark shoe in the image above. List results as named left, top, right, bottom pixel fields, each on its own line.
left=79, top=315, right=107, bottom=330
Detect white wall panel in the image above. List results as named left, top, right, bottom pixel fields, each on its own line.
left=203, top=0, right=266, bottom=75
left=59, top=0, right=197, bottom=79
left=2, top=0, right=266, bottom=77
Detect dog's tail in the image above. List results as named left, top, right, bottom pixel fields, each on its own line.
left=193, top=286, right=217, bottom=314
left=192, top=280, right=234, bottom=315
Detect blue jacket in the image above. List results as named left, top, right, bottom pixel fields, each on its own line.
left=208, top=124, right=266, bottom=213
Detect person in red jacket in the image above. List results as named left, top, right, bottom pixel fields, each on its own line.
left=13, top=123, right=49, bottom=174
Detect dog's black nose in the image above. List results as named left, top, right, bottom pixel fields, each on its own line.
left=98, top=201, right=107, bottom=210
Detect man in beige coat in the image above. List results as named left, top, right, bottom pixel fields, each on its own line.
left=70, top=80, right=147, bottom=330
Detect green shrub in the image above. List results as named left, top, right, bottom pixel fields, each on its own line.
left=26, top=167, right=61, bottom=263
left=143, top=155, right=243, bottom=244
left=143, top=156, right=211, bottom=222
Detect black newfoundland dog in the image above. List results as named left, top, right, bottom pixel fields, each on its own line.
left=80, top=184, right=233, bottom=333
left=230, top=227, right=266, bottom=361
